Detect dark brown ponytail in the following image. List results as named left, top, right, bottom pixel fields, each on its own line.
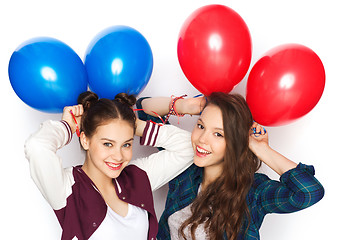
left=114, top=92, right=136, bottom=107
left=77, top=91, right=99, bottom=112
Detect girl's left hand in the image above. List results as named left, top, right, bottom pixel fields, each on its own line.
left=249, top=122, right=269, bottom=154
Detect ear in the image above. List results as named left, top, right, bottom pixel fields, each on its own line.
left=80, top=132, right=89, bottom=150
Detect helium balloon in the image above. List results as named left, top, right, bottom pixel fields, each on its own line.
left=177, top=4, right=252, bottom=95
left=84, top=25, right=153, bottom=99
left=8, top=37, right=88, bottom=113
left=246, top=43, right=325, bottom=126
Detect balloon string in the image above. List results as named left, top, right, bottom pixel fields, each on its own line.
left=70, top=110, right=81, bottom=137
left=133, top=109, right=165, bottom=126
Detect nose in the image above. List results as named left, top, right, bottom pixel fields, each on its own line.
left=110, top=148, right=123, bottom=162
left=198, top=130, right=209, bottom=144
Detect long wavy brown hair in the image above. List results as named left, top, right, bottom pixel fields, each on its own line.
left=179, top=92, right=261, bottom=240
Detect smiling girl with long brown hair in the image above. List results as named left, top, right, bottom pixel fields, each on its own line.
left=138, top=92, right=324, bottom=240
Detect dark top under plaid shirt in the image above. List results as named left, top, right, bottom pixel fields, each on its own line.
left=157, top=163, right=324, bottom=239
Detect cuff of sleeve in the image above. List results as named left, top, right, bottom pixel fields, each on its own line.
left=60, top=120, right=72, bottom=145
left=140, top=120, right=161, bottom=147
left=280, top=162, right=315, bottom=183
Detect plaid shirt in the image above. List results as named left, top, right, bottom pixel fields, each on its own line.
left=135, top=98, right=324, bottom=239
left=157, top=163, right=324, bottom=239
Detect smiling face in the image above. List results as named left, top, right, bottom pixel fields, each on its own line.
left=80, top=119, right=134, bottom=181
left=191, top=104, right=226, bottom=174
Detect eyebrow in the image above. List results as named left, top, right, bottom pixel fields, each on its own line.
left=197, top=118, right=224, bottom=131
left=101, top=137, right=134, bottom=143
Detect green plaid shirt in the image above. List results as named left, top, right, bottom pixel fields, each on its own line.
left=157, top=163, right=324, bottom=239
left=135, top=98, right=324, bottom=239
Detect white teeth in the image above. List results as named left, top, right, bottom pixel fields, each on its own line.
left=107, top=162, right=121, bottom=167
left=196, top=146, right=211, bottom=154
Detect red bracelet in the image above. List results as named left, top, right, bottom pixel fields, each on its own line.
left=164, top=94, right=187, bottom=124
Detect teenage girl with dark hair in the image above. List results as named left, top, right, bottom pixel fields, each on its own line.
left=24, top=91, right=197, bottom=240
left=138, top=92, right=324, bottom=240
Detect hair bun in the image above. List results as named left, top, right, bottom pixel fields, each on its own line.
left=77, top=91, right=99, bottom=111
left=114, top=93, right=136, bottom=107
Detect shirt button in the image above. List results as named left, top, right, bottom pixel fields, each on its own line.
left=92, top=222, right=97, bottom=227
left=141, top=203, right=145, bottom=207
left=122, top=196, right=126, bottom=200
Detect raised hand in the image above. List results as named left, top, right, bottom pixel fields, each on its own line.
left=249, top=122, right=268, bottom=156
left=177, top=96, right=207, bottom=116
left=62, top=104, right=83, bottom=134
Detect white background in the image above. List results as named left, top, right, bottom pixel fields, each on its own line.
left=0, top=0, right=338, bottom=239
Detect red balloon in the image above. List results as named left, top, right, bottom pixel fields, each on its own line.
left=246, top=43, right=325, bottom=126
left=177, top=4, right=252, bottom=95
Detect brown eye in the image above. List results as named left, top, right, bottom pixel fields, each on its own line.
left=214, top=132, right=223, bottom=137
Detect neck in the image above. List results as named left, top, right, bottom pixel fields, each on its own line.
left=202, top=164, right=223, bottom=190
left=82, top=161, right=113, bottom=191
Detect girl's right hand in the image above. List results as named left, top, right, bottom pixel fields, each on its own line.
left=62, top=104, right=83, bottom=134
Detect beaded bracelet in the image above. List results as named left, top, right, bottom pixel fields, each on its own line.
left=164, top=94, right=187, bottom=123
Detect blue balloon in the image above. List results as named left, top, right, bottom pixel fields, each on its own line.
left=8, top=37, right=88, bottom=113
left=84, top=25, right=153, bottom=99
